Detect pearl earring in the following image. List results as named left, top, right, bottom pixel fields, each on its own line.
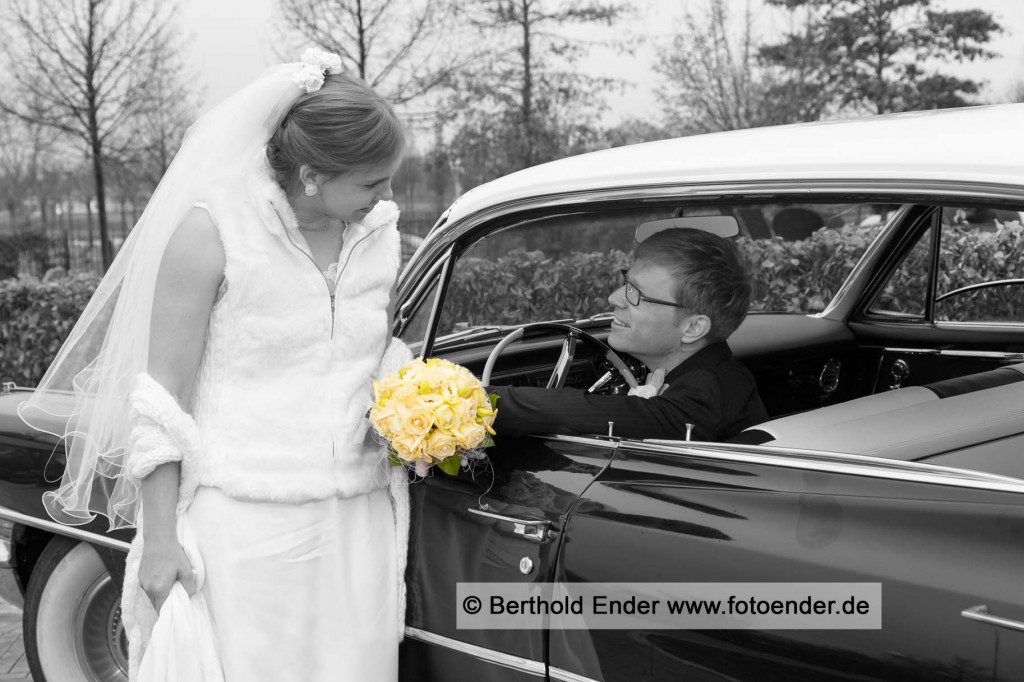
left=305, top=184, right=317, bottom=197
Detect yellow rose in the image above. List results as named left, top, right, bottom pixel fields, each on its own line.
left=395, top=400, right=433, bottom=437
left=456, top=421, right=487, bottom=449
left=417, top=393, right=444, bottom=409
left=455, top=365, right=480, bottom=388
left=426, top=429, right=460, bottom=462
left=391, top=434, right=426, bottom=462
left=440, top=381, right=461, bottom=403
left=399, top=358, right=427, bottom=382
left=369, top=403, right=394, bottom=435
left=433, top=404, right=459, bottom=431
left=454, top=398, right=477, bottom=428
left=374, top=374, right=404, bottom=401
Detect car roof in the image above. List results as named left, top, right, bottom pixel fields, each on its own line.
left=442, top=104, right=1024, bottom=227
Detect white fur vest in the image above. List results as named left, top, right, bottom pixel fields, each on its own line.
left=189, top=162, right=401, bottom=503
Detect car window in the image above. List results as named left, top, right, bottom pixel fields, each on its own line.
left=738, top=203, right=892, bottom=313
left=935, top=206, right=1024, bottom=323
left=436, top=211, right=638, bottom=336
left=867, top=222, right=935, bottom=319
left=432, top=201, right=891, bottom=339
left=397, top=271, right=440, bottom=353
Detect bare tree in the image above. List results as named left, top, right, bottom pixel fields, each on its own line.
left=0, top=113, right=35, bottom=231
left=0, top=0, right=182, bottom=270
left=656, top=0, right=812, bottom=134
left=447, top=0, right=627, bottom=185
left=125, top=49, right=200, bottom=188
left=279, top=0, right=464, bottom=104
left=0, top=108, right=65, bottom=233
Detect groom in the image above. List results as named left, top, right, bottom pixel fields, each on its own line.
left=490, top=228, right=767, bottom=443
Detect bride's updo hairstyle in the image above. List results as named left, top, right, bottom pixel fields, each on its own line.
left=267, top=73, right=406, bottom=192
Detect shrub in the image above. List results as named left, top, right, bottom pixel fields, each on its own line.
left=439, top=249, right=631, bottom=332
left=0, top=272, right=100, bottom=386
left=933, top=220, right=1023, bottom=321
left=739, top=225, right=881, bottom=313
left=437, top=222, right=1021, bottom=329
left=3, top=220, right=1020, bottom=385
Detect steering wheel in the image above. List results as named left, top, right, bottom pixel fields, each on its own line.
left=481, top=322, right=640, bottom=391
left=934, top=278, right=1024, bottom=321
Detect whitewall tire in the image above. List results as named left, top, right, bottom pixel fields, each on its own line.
left=23, top=537, right=129, bottom=682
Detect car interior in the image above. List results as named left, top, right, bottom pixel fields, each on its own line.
left=398, top=195, right=1024, bottom=477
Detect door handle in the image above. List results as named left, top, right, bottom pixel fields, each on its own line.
left=468, top=507, right=551, bottom=542
left=961, top=605, right=1024, bottom=633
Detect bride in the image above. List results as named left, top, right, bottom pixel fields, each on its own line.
left=20, top=49, right=411, bottom=680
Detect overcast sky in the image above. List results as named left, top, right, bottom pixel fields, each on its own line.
left=178, top=0, right=1024, bottom=128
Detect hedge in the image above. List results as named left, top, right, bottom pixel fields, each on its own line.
left=438, top=225, right=882, bottom=332
left=3, top=220, right=1022, bottom=385
left=1, top=271, right=101, bottom=386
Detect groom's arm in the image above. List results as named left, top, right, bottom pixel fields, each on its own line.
left=489, top=373, right=724, bottom=442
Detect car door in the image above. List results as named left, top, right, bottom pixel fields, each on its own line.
left=550, top=440, right=1024, bottom=682
left=399, top=434, right=616, bottom=681
left=845, top=201, right=1024, bottom=392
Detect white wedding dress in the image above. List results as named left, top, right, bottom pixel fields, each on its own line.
left=122, top=167, right=409, bottom=682
left=186, top=487, right=398, bottom=680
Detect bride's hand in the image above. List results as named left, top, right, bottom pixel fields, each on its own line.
left=139, top=537, right=197, bottom=612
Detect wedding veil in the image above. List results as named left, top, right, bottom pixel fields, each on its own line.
left=19, top=63, right=305, bottom=530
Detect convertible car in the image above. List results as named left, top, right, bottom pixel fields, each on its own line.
left=1, top=104, right=1023, bottom=681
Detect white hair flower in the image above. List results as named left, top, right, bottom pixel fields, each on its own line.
left=293, top=63, right=326, bottom=93
left=293, top=48, right=344, bottom=93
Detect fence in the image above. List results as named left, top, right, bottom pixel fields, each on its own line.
left=2, top=213, right=441, bottom=279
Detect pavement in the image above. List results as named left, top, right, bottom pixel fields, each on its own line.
left=0, top=599, right=29, bottom=680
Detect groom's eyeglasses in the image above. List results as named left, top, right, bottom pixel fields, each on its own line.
left=620, top=269, right=688, bottom=309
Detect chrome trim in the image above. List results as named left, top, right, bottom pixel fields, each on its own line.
left=537, top=434, right=620, bottom=449
left=627, top=441, right=1024, bottom=494
left=935, top=321, right=1024, bottom=331
left=935, top=349, right=1024, bottom=361
left=550, top=667, right=601, bottom=682
left=467, top=508, right=551, bottom=541
left=878, top=347, right=940, bottom=355
left=880, top=347, right=1024, bottom=361
left=0, top=505, right=131, bottom=552
left=403, top=627, right=546, bottom=677
left=962, top=605, right=1024, bottom=633
left=936, top=278, right=1024, bottom=303
left=395, top=250, right=450, bottom=335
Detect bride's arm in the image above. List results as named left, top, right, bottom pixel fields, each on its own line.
left=138, top=207, right=225, bottom=611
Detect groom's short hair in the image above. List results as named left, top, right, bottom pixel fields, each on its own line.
left=633, top=228, right=752, bottom=340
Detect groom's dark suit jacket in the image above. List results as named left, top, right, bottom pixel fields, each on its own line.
left=490, top=342, right=767, bottom=442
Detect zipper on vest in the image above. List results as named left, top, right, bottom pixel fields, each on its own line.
left=284, top=223, right=383, bottom=339
left=283, top=231, right=338, bottom=338
left=320, top=227, right=381, bottom=338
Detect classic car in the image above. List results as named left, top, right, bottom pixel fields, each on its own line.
left=2, top=103, right=1023, bottom=682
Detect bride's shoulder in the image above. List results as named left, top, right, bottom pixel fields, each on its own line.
left=160, top=207, right=226, bottom=282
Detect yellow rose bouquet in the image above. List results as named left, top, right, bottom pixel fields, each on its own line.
left=369, top=357, right=498, bottom=476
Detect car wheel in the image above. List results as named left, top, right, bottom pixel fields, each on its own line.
left=23, top=536, right=129, bottom=682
